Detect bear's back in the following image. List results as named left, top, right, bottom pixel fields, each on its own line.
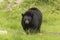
left=28, top=8, right=42, bottom=19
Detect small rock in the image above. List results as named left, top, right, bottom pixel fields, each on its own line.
left=0, top=30, right=7, bottom=34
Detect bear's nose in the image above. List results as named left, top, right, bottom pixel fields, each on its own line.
left=25, top=20, right=29, bottom=24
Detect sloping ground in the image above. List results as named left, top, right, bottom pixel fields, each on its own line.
left=0, top=0, right=60, bottom=40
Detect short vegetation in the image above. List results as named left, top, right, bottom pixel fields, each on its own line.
left=0, top=0, right=60, bottom=40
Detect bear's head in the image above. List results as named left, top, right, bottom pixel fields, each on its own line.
left=22, top=12, right=33, bottom=24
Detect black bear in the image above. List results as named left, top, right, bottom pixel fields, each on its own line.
left=21, top=7, right=42, bottom=34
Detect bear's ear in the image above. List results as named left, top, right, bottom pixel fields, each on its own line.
left=22, top=14, right=24, bottom=16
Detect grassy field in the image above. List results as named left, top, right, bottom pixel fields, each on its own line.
left=0, top=0, right=60, bottom=40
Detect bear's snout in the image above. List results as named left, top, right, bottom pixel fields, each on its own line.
left=25, top=20, right=29, bottom=24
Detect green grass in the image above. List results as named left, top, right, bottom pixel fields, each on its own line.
left=0, top=0, right=60, bottom=40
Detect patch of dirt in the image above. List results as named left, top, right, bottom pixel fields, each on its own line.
left=5, top=0, right=23, bottom=11
left=41, top=31, right=60, bottom=35
left=0, top=0, right=4, bottom=3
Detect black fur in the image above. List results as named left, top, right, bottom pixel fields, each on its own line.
left=21, top=7, right=42, bottom=34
